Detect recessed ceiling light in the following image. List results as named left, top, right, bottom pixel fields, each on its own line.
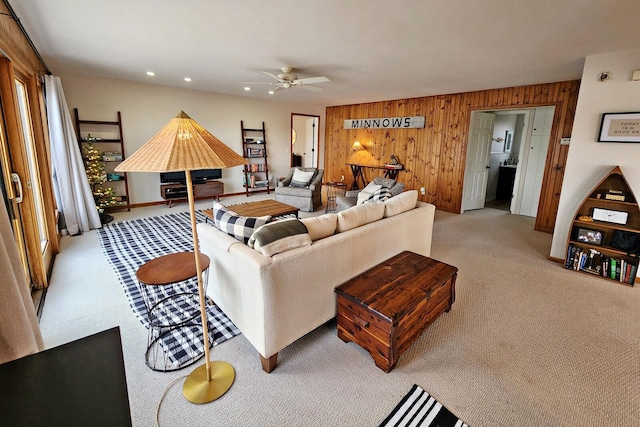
left=268, top=90, right=274, bottom=95
left=184, top=77, right=192, bottom=82
left=146, top=71, right=155, bottom=76
left=244, top=87, right=251, bottom=91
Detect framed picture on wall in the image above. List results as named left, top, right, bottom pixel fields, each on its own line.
left=504, top=131, right=513, bottom=153
left=598, top=112, right=640, bottom=142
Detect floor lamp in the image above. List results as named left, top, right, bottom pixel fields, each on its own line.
left=115, top=111, right=246, bottom=404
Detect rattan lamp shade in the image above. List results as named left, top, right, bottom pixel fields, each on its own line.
left=115, top=111, right=246, bottom=173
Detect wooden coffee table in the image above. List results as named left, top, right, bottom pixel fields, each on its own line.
left=203, top=199, right=298, bottom=222
left=335, top=251, right=457, bottom=372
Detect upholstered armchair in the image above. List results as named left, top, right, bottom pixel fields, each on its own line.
left=336, top=177, right=405, bottom=212
left=275, top=167, right=324, bottom=212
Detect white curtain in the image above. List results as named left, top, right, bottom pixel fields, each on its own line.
left=44, top=75, right=101, bottom=234
left=0, top=196, right=44, bottom=363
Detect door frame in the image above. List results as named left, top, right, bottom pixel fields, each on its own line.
left=463, top=104, right=559, bottom=223
left=0, top=57, right=58, bottom=289
left=290, top=113, right=320, bottom=168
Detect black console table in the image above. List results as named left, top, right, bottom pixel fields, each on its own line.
left=346, top=163, right=404, bottom=190
left=0, top=327, right=132, bottom=426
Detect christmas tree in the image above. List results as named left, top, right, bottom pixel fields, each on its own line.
left=82, top=143, right=118, bottom=223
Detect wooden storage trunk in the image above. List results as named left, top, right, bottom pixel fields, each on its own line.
left=335, top=251, right=457, bottom=372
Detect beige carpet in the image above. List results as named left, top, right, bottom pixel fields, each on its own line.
left=40, top=200, right=640, bottom=426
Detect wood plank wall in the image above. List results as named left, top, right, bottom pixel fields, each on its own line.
left=0, top=2, right=47, bottom=75
left=324, top=80, right=580, bottom=233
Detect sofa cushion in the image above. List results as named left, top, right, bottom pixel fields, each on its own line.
left=383, top=190, right=419, bottom=217
left=336, top=202, right=385, bottom=232
left=290, top=168, right=315, bottom=187
left=301, top=214, right=338, bottom=241
left=249, top=218, right=312, bottom=256
left=362, top=187, right=393, bottom=204
left=213, top=202, right=270, bottom=244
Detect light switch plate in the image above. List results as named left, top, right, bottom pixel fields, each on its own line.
left=633, top=69, right=640, bottom=81
left=560, top=138, right=571, bottom=145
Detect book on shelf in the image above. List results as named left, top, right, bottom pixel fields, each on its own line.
left=246, top=148, right=266, bottom=158
left=565, top=243, right=637, bottom=284
left=245, top=163, right=267, bottom=172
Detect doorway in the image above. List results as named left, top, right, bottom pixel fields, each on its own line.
left=462, top=106, right=555, bottom=218
left=290, top=113, right=319, bottom=168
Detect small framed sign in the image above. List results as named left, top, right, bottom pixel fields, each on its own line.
left=598, top=112, right=640, bottom=143
left=592, top=207, right=628, bottom=225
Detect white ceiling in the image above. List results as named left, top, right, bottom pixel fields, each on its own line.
left=9, top=0, right=640, bottom=106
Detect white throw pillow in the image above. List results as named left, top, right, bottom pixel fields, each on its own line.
left=301, top=214, right=338, bottom=241
left=290, top=168, right=315, bottom=187
left=383, top=190, right=418, bottom=217
left=336, top=202, right=385, bottom=232
left=356, top=183, right=382, bottom=205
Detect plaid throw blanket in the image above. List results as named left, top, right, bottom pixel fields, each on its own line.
left=97, top=211, right=240, bottom=369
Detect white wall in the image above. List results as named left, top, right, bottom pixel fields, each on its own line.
left=59, top=73, right=325, bottom=205
left=550, top=48, right=640, bottom=259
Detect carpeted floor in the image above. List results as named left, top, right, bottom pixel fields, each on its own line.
left=40, top=200, right=640, bottom=427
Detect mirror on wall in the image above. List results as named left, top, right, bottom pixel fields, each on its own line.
left=291, top=113, right=319, bottom=168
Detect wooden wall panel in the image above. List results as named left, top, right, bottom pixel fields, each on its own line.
left=325, top=80, right=581, bottom=232
left=0, top=2, right=47, bottom=75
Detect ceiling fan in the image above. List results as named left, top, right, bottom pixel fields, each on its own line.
left=240, top=66, right=330, bottom=92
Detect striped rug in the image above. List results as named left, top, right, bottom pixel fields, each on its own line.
left=97, top=210, right=240, bottom=370
left=380, top=384, right=468, bottom=427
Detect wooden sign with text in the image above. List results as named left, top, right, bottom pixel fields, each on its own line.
left=344, top=116, right=425, bottom=129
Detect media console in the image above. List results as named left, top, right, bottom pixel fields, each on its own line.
left=160, top=180, right=224, bottom=208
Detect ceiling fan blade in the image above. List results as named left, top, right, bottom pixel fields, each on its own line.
left=297, top=76, right=330, bottom=85
left=261, top=71, right=283, bottom=82
left=300, top=84, right=325, bottom=92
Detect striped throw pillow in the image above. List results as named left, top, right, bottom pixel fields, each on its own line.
left=362, top=187, right=393, bottom=203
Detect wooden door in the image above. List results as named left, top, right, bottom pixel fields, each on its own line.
left=462, top=112, right=495, bottom=212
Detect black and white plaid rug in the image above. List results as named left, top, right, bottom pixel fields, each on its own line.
left=380, top=384, right=468, bottom=427
left=97, top=210, right=240, bottom=369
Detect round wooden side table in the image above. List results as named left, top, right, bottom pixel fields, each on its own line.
left=136, top=252, right=210, bottom=372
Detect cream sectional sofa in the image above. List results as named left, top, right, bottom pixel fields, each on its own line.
left=196, top=190, right=435, bottom=372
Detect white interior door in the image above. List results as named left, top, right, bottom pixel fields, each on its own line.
left=304, top=117, right=317, bottom=167
left=462, top=112, right=495, bottom=212
left=518, top=106, right=555, bottom=217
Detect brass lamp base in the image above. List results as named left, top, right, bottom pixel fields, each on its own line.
left=183, top=361, right=235, bottom=404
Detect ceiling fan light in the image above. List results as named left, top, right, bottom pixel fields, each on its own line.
left=282, top=82, right=291, bottom=89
